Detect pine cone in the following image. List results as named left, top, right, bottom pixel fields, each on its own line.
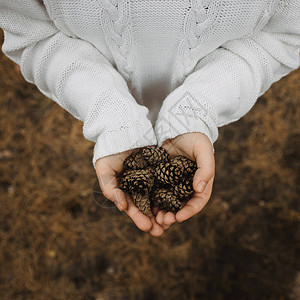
left=123, top=150, right=148, bottom=170
left=142, top=145, right=170, bottom=166
left=120, top=148, right=197, bottom=215
left=151, top=188, right=182, bottom=213
left=119, top=168, right=154, bottom=196
left=154, top=161, right=183, bottom=185
left=172, top=180, right=194, bottom=200
left=171, top=155, right=197, bottom=175
left=132, top=193, right=151, bottom=215
left=119, top=169, right=134, bottom=192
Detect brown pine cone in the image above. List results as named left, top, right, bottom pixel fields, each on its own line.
left=172, top=180, right=194, bottom=200
left=171, top=155, right=197, bottom=175
left=123, top=150, right=148, bottom=170
left=119, top=168, right=154, bottom=196
left=151, top=188, right=182, bottom=213
left=119, top=169, right=134, bottom=192
left=141, top=145, right=170, bottom=166
left=119, top=149, right=198, bottom=215
left=132, top=193, right=151, bottom=215
left=154, top=161, right=183, bottom=185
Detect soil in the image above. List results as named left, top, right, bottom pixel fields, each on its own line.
left=0, top=30, right=299, bottom=300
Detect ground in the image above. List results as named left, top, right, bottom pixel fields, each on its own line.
left=0, top=31, right=299, bottom=300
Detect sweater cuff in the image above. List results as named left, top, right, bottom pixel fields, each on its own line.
left=154, top=90, right=219, bottom=153
left=92, top=121, right=157, bottom=169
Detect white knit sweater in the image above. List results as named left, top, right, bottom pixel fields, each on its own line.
left=1, top=0, right=299, bottom=168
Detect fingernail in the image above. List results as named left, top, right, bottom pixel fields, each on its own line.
left=197, top=181, right=207, bottom=193
left=116, top=201, right=123, bottom=211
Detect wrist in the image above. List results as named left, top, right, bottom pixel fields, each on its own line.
left=92, top=121, right=157, bottom=169
left=155, top=111, right=217, bottom=153
left=154, top=87, right=219, bottom=153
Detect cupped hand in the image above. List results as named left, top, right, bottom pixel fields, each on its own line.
left=155, top=132, right=215, bottom=227
left=95, top=149, right=166, bottom=237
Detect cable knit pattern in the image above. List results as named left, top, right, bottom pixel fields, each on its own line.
left=101, top=0, right=133, bottom=79
left=1, top=0, right=299, bottom=167
left=100, top=0, right=140, bottom=100
left=171, top=0, right=214, bottom=90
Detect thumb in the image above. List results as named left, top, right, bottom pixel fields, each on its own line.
left=192, top=142, right=215, bottom=193
left=96, top=166, right=128, bottom=211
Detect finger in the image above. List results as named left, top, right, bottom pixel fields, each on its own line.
left=161, top=139, right=174, bottom=154
left=176, top=177, right=214, bottom=222
left=163, top=212, right=176, bottom=225
left=193, top=140, right=215, bottom=193
left=156, top=210, right=166, bottom=225
left=124, top=194, right=152, bottom=232
left=148, top=214, right=165, bottom=237
left=162, top=224, right=170, bottom=230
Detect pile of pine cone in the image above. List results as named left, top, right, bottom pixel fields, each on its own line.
left=117, top=145, right=197, bottom=215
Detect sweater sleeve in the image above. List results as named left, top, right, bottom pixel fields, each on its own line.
left=154, top=0, right=300, bottom=152
left=0, top=0, right=157, bottom=169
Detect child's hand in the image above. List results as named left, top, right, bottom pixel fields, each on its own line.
left=95, top=150, right=165, bottom=237
left=155, top=132, right=215, bottom=227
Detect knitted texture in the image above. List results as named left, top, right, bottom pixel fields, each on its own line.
left=1, top=0, right=299, bottom=167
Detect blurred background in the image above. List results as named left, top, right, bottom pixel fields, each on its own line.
left=0, top=30, right=299, bottom=300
